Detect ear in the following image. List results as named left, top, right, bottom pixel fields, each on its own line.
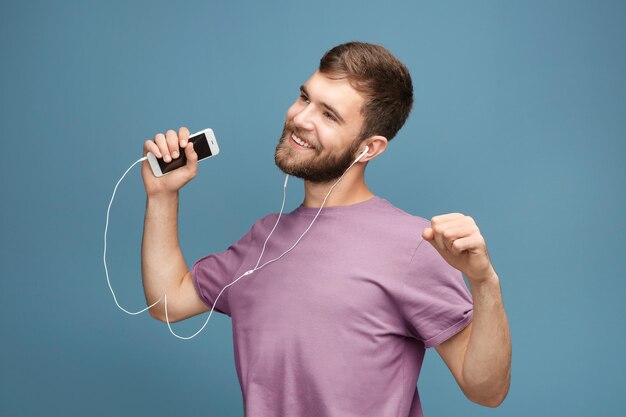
left=357, top=135, right=388, bottom=162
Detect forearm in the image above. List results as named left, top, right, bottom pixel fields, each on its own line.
left=141, top=192, right=188, bottom=319
left=462, top=270, right=512, bottom=407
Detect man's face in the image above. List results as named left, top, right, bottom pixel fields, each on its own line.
left=274, top=70, right=366, bottom=183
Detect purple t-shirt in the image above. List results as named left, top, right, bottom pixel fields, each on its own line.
left=192, top=196, right=473, bottom=417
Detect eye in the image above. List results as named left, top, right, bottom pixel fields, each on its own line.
left=299, top=94, right=310, bottom=104
left=323, top=111, right=337, bottom=122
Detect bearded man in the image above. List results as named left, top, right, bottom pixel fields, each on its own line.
left=140, top=41, right=511, bottom=417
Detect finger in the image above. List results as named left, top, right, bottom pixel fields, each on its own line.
left=431, top=213, right=465, bottom=224
left=433, top=228, right=447, bottom=252
left=436, top=225, right=465, bottom=253
left=154, top=133, right=171, bottom=162
left=450, top=234, right=483, bottom=255
left=430, top=213, right=461, bottom=250
left=431, top=214, right=477, bottom=252
left=143, top=139, right=162, bottom=158
left=165, top=129, right=180, bottom=160
left=429, top=220, right=448, bottom=252
left=421, top=227, right=434, bottom=241
left=186, top=141, right=197, bottom=162
left=179, top=126, right=190, bottom=147
left=182, top=141, right=198, bottom=177
left=440, top=221, right=479, bottom=244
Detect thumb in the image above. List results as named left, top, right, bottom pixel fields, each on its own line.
left=422, top=227, right=434, bottom=241
left=185, top=141, right=198, bottom=164
left=180, top=141, right=198, bottom=179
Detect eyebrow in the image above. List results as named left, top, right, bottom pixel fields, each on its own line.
left=300, top=85, right=346, bottom=124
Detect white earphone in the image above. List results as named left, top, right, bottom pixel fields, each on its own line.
left=105, top=143, right=373, bottom=340
left=354, top=145, right=369, bottom=162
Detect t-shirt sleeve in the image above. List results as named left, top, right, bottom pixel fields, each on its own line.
left=191, top=225, right=255, bottom=317
left=400, top=238, right=474, bottom=348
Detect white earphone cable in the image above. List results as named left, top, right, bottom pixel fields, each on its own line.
left=103, top=156, right=288, bottom=338
left=163, top=174, right=290, bottom=340
left=103, top=156, right=162, bottom=315
left=163, top=152, right=365, bottom=340
left=105, top=147, right=367, bottom=339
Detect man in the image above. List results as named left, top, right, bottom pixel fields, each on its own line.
left=141, top=42, right=511, bottom=416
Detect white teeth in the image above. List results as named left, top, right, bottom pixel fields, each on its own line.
left=291, top=133, right=312, bottom=148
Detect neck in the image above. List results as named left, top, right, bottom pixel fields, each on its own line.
left=301, top=165, right=374, bottom=208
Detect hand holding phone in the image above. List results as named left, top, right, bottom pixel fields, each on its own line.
left=141, top=127, right=219, bottom=196
left=147, top=128, right=219, bottom=177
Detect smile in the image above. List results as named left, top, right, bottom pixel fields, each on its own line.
left=290, top=132, right=314, bottom=149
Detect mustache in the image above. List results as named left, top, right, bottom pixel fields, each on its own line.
left=283, top=121, right=320, bottom=151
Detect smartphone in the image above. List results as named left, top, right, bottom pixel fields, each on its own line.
left=147, top=128, right=219, bottom=177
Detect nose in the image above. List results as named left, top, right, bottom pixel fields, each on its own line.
left=292, top=104, right=315, bottom=131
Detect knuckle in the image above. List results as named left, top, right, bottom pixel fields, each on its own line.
left=166, top=130, right=178, bottom=143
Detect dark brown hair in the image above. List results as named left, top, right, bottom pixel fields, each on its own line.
left=319, top=41, right=413, bottom=142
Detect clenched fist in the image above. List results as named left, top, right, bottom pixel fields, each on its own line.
left=141, top=127, right=198, bottom=197
left=421, top=213, right=496, bottom=285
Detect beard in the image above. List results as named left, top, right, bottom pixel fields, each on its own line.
left=274, top=122, right=362, bottom=183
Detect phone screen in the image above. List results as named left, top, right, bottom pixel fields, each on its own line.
left=157, top=132, right=214, bottom=174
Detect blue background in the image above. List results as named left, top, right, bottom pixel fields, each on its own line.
left=1, top=1, right=625, bottom=416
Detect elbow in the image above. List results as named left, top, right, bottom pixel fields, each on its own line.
left=148, top=305, right=185, bottom=324
left=464, top=372, right=511, bottom=408
left=149, top=308, right=166, bottom=323
left=148, top=308, right=175, bottom=323
left=144, top=297, right=166, bottom=322
left=466, top=387, right=509, bottom=408
left=472, top=391, right=508, bottom=408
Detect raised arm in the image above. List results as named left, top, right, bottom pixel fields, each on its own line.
left=422, top=213, right=511, bottom=407
left=140, top=127, right=209, bottom=323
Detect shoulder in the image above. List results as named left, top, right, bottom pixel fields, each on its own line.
left=247, top=212, right=283, bottom=238
left=255, top=212, right=281, bottom=227
left=372, top=196, right=431, bottom=232
left=353, top=197, right=432, bottom=252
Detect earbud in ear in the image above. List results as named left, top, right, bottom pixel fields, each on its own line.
left=354, top=145, right=369, bottom=163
